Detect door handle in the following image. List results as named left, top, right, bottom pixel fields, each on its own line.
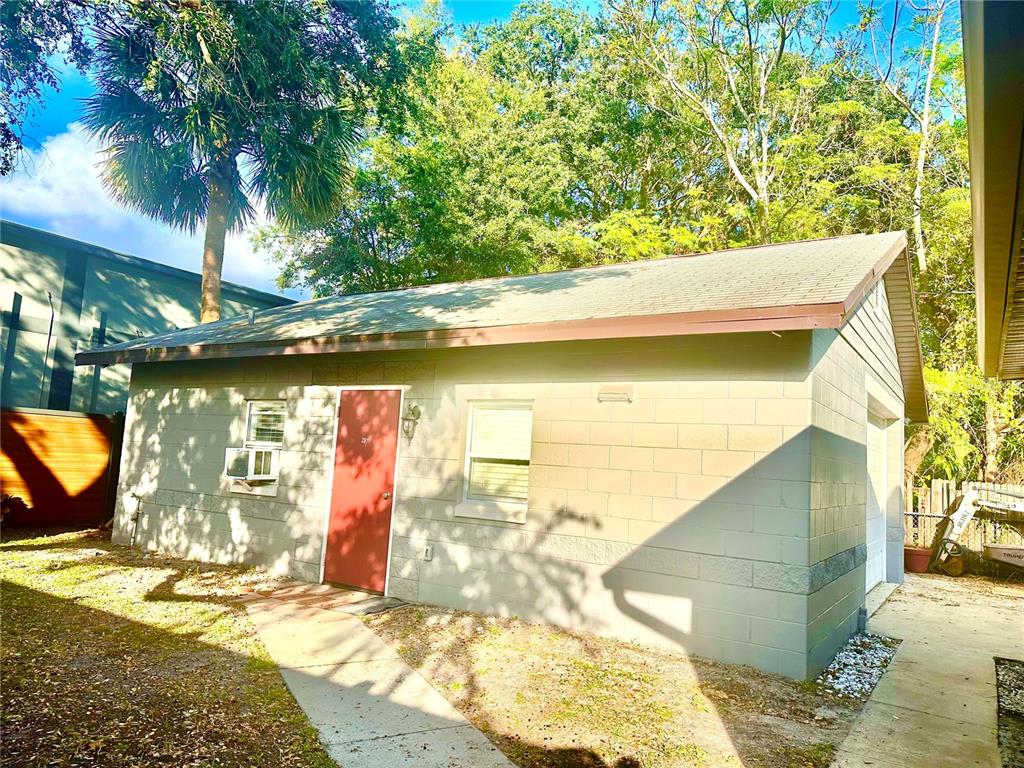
left=382, top=491, right=392, bottom=499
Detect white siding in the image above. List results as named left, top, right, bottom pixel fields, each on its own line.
left=839, top=281, right=903, bottom=402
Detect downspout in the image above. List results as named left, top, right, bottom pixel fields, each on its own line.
left=127, top=492, right=142, bottom=548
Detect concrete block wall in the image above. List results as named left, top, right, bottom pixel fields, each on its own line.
left=378, top=338, right=824, bottom=678
left=111, top=326, right=903, bottom=679
left=113, top=360, right=338, bottom=580
left=806, top=284, right=905, bottom=674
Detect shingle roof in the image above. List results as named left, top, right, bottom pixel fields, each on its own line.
left=75, top=230, right=926, bottom=420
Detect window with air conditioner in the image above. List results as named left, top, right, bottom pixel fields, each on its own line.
left=456, top=401, right=533, bottom=523
left=223, top=400, right=285, bottom=484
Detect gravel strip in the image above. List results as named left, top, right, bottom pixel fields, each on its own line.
left=815, top=632, right=900, bottom=699
left=995, top=657, right=1024, bottom=768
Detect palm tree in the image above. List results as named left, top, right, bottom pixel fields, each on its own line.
left=82, top=0, right=401, bottom=322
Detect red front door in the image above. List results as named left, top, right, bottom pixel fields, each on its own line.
left=323, top=389, right=402, bottom=592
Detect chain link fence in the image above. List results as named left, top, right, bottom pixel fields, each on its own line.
left=907, top=480, right=1024, bottom=564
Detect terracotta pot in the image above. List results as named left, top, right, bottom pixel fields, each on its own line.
left=904, top=545, right=932, bottom=573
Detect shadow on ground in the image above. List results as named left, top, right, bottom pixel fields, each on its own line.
left=2, top=531, right=813, bottom=768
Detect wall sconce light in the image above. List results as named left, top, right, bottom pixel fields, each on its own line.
left=401, top=403, right=422, bottom=440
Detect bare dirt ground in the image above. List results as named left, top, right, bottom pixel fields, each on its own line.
left=365, top=605, right=875, bottom=768
left=0, top=529, right=334, bottom=768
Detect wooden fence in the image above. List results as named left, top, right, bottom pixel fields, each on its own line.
left=907, top=479, right=1024, bottom=552
left=1, top=407, right=123, bottom=527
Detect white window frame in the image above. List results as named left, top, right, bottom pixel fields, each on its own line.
left=244, top=400, right=286, bottom=449
left=455, top=400, right=533, bottom=524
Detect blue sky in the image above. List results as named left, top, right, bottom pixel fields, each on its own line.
left=0, top=0, right=914, bottom=299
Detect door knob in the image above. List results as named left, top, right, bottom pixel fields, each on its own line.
left=382, top=491, right=392, bottom=499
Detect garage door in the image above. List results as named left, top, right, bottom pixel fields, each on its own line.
left=865, top=413, right=887, bottom=592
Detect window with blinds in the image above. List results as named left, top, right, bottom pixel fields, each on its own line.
left=466, top=403, right=533, bottom=503
left=245, top=401, right=286, bottom=447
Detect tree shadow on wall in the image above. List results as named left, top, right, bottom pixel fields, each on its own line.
left=390, top=426, right=871, bottom=767
left=1, top=410, right=113, bottom=528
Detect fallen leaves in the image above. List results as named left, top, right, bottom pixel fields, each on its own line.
left=0, top=530, right=334, bottom=768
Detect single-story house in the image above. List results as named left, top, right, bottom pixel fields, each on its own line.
left=76, top=231, right=926, bottom=679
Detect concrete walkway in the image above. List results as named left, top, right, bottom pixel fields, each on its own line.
left=243, top=586, right=513, bottom=768
left=834, top=574, right=1024, bottom=768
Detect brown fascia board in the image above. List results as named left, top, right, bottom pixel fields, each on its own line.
left=882, top=245, right=929, bottom=423
left=835, top=232, right=928, bottom=423
left=76, top=300, right=848, bottom=367
left=839, top=231, right=908, bottom=313
left=833, top=232, right=928, bottom=422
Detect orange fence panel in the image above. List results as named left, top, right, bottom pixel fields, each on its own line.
left=1, top=408, right=121, bottom=527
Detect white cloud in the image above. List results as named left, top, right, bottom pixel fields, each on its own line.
left=0, top=124, right=303, bottom=298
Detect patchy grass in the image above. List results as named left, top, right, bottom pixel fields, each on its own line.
left=0, top=529, right=334, bottom=768
left=364, top=606, right=868, bottom=768
left=779, top=743, right=838, bottom=768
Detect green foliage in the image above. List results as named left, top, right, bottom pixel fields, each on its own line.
left=82, top=0, right=406, bottom=235
left=266, top=0, right=953, bottom=296
left=922, top=366, right=985, bottom=480
left=0, top=0, right=102, bottom=175
left=921, top=365, right=1024, bottom=483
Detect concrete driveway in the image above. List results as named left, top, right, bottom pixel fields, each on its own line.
left=834, top=573, right=1024, bottom=768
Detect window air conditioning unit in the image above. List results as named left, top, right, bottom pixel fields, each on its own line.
left=224, top=447, right=280, bottom=482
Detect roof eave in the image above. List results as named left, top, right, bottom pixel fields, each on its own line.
left=877, top=241, right=928, bottom=423
left=962, top=0, right=1024, bottom=378
left=76, top=303, right=849, bottom=367
left=72, top=232, right=927, bottom=423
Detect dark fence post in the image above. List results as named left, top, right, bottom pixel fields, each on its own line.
left=1, top=292, right=21, bottom=407
left=101, top=410, right=126, bottom=526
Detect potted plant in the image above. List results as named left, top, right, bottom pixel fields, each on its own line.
left=903, top=544, right=932, bottom=573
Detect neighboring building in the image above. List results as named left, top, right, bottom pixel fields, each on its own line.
left=962, top=1, right=1024, bottom=378
left=1, top=220, right=292, bottom=414
left=78, top=231, right=927, bottom=679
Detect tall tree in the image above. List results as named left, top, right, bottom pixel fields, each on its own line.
left=82, top=0, right=405, bottom=321
left=612, top=0, right=842, bottom=243
left=262, top=1, right=719, bottom=295
left=851, top=0, right=959, bottom=271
